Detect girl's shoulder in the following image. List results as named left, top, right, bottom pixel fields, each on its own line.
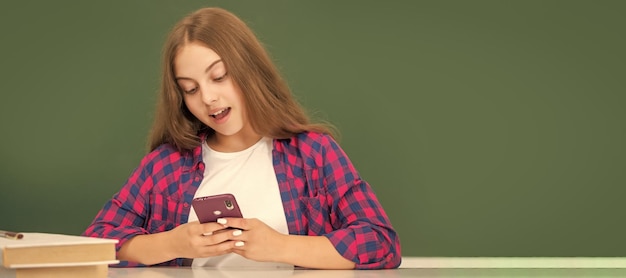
left=139, top=143, right=201, bottom=170
left=145, top=143, right=182, bottom=160
left=276, top=131, right=342, bottom=160
left=280, top=131, right=336, bottom=149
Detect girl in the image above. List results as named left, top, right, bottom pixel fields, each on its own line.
left=83, top=7, right=401, bottom=270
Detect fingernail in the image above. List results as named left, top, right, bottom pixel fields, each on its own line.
left=217, top=218, right=227, bottom=225
left=235, top=241, right=244, bottom=247
left=232, top=229, right=242, bottom=236
left=202, top=232, right=213, bottom=236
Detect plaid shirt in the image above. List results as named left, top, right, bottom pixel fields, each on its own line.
left=83, top=132, right=401, bottom=269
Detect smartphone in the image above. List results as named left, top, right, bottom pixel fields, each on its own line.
left=192, top=193, right=243, bottom=223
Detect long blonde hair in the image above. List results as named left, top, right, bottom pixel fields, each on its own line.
left=148, top=7, right=335, bottom=152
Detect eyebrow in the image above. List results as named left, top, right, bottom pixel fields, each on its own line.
left=175, top=59, right=223, bottom=81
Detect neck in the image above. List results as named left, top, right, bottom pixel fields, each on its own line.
left=207, top=133, right=262, bottom=153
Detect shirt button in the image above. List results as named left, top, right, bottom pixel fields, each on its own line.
left=183, top=203, right=189, bottom=208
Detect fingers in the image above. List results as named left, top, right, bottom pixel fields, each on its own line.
left=217, top=219, right=255, bottom=250
left=231, top=229, right=245, bottom=247
left=193, top=218, right=253, bottom=255
left=199, top=222, right=229, bottom=235
left=213, top=228, right=246, bottom=245
left=216, top=217, right=252, bottom=230
left=200, top=229, right=234, bottom=245
left=192, top=228, right=246, bottom=258
left=184, top=221, right=225, bottom=236
left=198, top=223, right=246, bottom=243
left=195, top=238, right=240, bottom=258
left=173, top=222, right=242, bottom=259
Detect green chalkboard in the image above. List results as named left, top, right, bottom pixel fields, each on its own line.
left=1, top=0, right=625, bottom=257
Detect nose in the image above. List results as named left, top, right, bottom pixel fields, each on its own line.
left=200, top=86, right=218, bottom=105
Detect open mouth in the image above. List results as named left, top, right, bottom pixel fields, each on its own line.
left=210, top=107, right=231, bottom=120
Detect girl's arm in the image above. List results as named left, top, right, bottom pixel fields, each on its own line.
left=308, top=134, right=402, bottom=269
left=222, top=217, right=356, bottom=269
left=118, top=221, right=239, bottom=265
left=225, top=133, right=401, bottom=269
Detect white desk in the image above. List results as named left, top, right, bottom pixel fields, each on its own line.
left=107, top=267, right=626, bottom=278
left=108, top=257, right=626, bottom=278
left=400, top=257, right=626, bottom=268
left=109, top=268, right=414, bottom=278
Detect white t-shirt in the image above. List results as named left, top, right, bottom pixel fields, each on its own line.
left=187, top=137, right=291, bottom=269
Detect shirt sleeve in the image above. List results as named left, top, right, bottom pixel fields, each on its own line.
left=82, top=153, right=171, bottom=267
left=318, top=135, right=402, bottom=269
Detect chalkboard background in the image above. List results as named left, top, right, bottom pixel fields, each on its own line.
left=1, top=0, right=625, bottom=257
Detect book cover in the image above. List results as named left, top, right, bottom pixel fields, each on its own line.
left=1, top=232, right=118, bottom=268
left=0, top=263, right=109, bottom=278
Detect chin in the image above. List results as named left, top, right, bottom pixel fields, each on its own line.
left=214, top=128, right=243, bottom=137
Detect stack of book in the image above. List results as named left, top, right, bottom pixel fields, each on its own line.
left=1, top=232, right=118, bottom=278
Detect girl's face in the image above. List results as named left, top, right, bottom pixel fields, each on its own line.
left=174, top=42, right=257, bottom=150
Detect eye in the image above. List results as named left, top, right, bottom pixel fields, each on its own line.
left=183, top=87, right=198, bottom=94
left=213, top=72, right=228, bottom=82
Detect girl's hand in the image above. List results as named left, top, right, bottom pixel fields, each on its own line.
left=166, top=221, right=244, bottom=259
left=217, top=218, right=287, bottom=263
